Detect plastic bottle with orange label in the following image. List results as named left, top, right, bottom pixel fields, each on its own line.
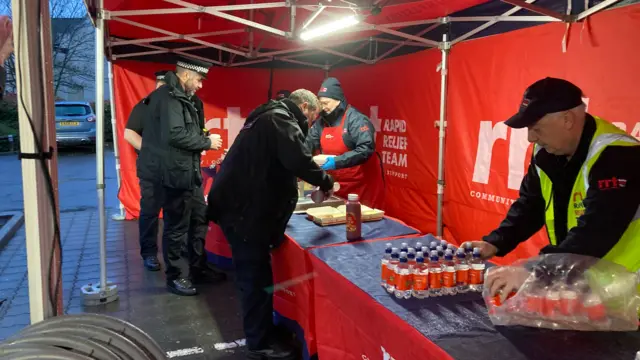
left=442, top=250, right=458, bottom=295
left=386, top=248, right=400, bottom=294
left=468, top=247, right=485, bottom=292
left=412, top=252, right=429, bottom=299
left=394, top=252, right=412, bottom=299
left=455, top=248, right=469, bottom=293
left=380, top=243, right=393, bottom=288
left=428, top=250, right=443, bottom=297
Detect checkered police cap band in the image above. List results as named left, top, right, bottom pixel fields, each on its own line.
left=176, top=61, right=209, bottom=75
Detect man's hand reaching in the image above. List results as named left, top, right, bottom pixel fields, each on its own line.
left=460, top=240, right=498, bottom=260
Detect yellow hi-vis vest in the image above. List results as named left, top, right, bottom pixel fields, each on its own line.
left=534, top=116, right=640, bottom=273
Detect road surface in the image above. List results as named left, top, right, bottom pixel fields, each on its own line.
left=0, top=148, right=121, bottom=213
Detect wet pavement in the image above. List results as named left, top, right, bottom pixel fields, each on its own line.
left=0, top=148, right=253, bottom=359
left=0, top=211, right=249, bottom=359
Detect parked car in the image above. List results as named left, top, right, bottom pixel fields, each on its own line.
left=55, top=101, right=96, bottom=148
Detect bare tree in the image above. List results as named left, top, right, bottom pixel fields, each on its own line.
left=1, top=0, right=95, bottom=98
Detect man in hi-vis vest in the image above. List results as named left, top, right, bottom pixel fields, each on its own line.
left=463, top=77, right=640, bottom=302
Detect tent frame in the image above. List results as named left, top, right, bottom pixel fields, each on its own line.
left=11, top=0, right=620, bottom=323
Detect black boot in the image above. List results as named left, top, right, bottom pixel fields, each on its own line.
left=246, top=341, right=297, bottom=360
left=190, top=264, right=227, bottom=285
left=166, top=278, right=197, bottom=296
left=143, top=256, right=160, bottom=271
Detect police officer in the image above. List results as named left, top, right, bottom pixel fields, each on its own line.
left=462, top=77, right=640, bottom=302
left=124, top=71, right=167, bottom=271
left=207, top=89, right=334, bottom=359
left=139, top=57, right=223, bottom=296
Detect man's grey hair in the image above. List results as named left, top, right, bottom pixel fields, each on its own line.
left=288, top=89, right=320, bottom=111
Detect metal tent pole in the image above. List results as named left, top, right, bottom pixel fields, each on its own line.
left=436, top=33, right=450, bottom=238
left=11, top=0, right=63, bottom=321
left=108, top=61, right=125, bottom=221
left=82, top=0, right=118, bottom=306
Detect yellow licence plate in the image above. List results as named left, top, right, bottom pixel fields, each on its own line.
left=60, top=121, right=79, bottom=126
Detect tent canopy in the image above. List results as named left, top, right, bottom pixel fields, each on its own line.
left=84, top=0, right=635, bottom=69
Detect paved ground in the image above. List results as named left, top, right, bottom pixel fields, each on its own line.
left=0, top=211, right=251, bottom=359
left=0, top=148, right=255, bottom=359
left=0, top=147, right=121, bottom=213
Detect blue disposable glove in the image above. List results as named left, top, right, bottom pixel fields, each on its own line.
left=321, top=157, right=336, bottom=171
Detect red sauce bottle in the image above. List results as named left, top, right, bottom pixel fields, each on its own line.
left=346, top=194, right=362, bottom=241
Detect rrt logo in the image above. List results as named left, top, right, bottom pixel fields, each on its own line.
left=598, top=177, right=627, bottom=190
left=204, top=107, right=246, bottom=146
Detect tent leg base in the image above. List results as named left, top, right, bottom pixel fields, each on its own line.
left=81, top=281, right=119, bottom=306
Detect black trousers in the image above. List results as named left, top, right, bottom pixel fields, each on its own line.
left=220, top=222, right=274, bottom=350
left=162, top=185, right=209, bottom=280
left=187, top=185, right=208, bottom=270
left=138, top=179, right=164, bottom=258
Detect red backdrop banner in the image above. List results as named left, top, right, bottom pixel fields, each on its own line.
left=443, top=4, right=640, bottom=264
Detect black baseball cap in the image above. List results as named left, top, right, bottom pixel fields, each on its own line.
left=505, top=77, right=585, bottom=129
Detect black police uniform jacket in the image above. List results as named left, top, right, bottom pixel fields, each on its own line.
left=207, top=99, right=334, bottom=245
left=138, top=71, right=211, bottom=190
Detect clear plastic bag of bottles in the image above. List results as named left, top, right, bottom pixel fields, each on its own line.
left=483, top=253, right=640, bottom=331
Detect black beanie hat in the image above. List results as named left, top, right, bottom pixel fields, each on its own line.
left=318, top=77, right=344, bottom=101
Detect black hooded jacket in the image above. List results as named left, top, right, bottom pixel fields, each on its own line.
left=207, top=99, right=334, bottom=245
left=137, top=71, right=211, bottom=190
left=305, top=97, right=376, bottom=169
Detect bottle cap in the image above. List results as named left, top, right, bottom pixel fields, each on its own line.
left=416, top=251, right=424, bottom=258
left=416, top=256, right=425, bottom=263
left=399, top=257, right=408, bottom=263
left=384, top=246, right=392, bottom=254
left=430, top=252, right=439, bottom=261
left=415, top=242, right=423, bottom=249
left=473, top=247, right=481, bottom=257
left=348, top=193, right=359, bottom=201
left=408, top=248, right=416, bottom=254
left=391, top=247, right=399, bottom=253
left=456, top=250, right=466, bottom=258
left=445, top=253, right=453, bottom=260
left=421, top=246, right=429, bottom=253
left=386, top=243, right=392, bottom=248
left=401, top=242, right=408, bottom=248
left=445, top=248, right=453, bottom=254
left=399, top=251, right=408, bottom=258
left=436, top=245, right=443, bottom=252
left=430, top=241, right=438, bottom=248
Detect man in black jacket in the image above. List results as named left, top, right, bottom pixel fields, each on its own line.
left=462, top=78, right=640, bottom=301
left=139, top=57, right=223, bottom=296
left=207, top=89, right=334, bottom=359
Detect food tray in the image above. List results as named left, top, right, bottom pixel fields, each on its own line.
left=306, top=205, right=385, bottom=226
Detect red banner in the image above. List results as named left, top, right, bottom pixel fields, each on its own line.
left=113, top=61, right=324, bottom=218
left=444, top=5, right=640, bottom=264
